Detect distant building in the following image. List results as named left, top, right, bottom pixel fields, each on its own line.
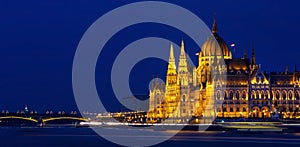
left=147, top=16, right=300, bottom=123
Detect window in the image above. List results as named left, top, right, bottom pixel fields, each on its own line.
left=229, top=91, right=233, bottom=99
left=282, top=91, right=287, bottom=100
left=275, top=91, right=280, bottom=100
left=217, top=91, right=220, bottom=100
left=230, top=108, right=233, bottom=112
left=266, top=90, right=270, bottom=99
left=283, top=108, right=286, bottom=112
left=236, top=91, right=240, bottom=100
left=236, top=107, right=240, bottom=112
left=252, top=91, right=255, bottom=99
left=296, top=91, right=300, bottom=99
left=288, top=91, right=293, bottom=100
left=242, top=91, right=246, bottom=99
left=256, top=91, right=260, bottom=99
left=274, top=101, right=278, bottom=107
left=261, top=91, right=265, bottom=99
left=243, top=107, right=246, bottom=112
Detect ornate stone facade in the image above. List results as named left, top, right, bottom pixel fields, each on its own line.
left=147, top=16, right=300, bottom=123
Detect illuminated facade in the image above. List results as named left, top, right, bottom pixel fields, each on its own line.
left=147, top=16, right=300, bottom=123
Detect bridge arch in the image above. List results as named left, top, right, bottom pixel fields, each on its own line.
left=42, top=117, right=88, bottom=123
left=0, top=116, right=38, bottom=123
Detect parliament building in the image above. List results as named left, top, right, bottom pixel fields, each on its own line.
left=147, top=16, right=300, bottom=123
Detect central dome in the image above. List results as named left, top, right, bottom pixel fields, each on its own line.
left=200, top=16, right=232, bottom=59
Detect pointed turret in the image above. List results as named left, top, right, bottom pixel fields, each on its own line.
left=166, top=43, right=177, bottom=87
left=286, top=65, right=289, bottom=75
left=169, top=44, right=175, bottom=62
left=212, top=14, right=218, bottom=34
left=165, top=44, right=179, bottom=119
left=167, top=44, right=176, bottom=74
left=178, top=39, right=189, bottom=86
left=243, top=47, right=247, bottom=59
left=179, top=40, right=188, bottom=73
left=251, top=43, right=257, bottom=66
left=293, top=64, right=299, bottom=84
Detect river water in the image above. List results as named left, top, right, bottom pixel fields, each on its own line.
left=1, top=127, right=300, bottom=147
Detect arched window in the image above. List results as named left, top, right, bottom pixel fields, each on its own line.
left=229, top=91, right=233, bottom=99
left=261, top=90, right=265, bottom=99
left=243, top=107, right=246, bottom=112
left=242, top=91, right=247, bottom=99
left=266, top=90, right=270, bottom=99
left=236, top=91, right=240, bottom=100
left=224, top=91, right=228, bottom=99
left=288, top=91, right=293, bottom=100
left=252, top=91, right=256, bottom=99
left=275, top=91, right=280, bottom=100
left=296, top=91, right=300, bottom=100
left=217, top=91, right=220, bottom=100
left=256, top=91, right=260, bottom=99
left=282, top=91, right=287, bottom=100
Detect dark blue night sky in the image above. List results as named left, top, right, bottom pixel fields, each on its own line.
left=0, top=0, right=300, bottom=112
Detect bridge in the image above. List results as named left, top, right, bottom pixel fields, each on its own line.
left=0, top=116, right=88, bottom=124
left=0, top=116, right=38, bottom=123
left=42, top=117, right=88, bottom=123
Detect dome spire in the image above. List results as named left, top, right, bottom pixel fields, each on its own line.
left=212, top=14, right=218, bottom=34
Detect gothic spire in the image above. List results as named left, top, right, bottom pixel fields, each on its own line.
left=286, top=65, right=289, bottom=74
left=167, top=44, right=177, bottom=74
left=179, top=39, right=188, bottom=73
left=251, top=43, right=256, bottom=66
left=243, top=47, right=247, bottom=59
left=212, top=14, right=218, bottom=34
left=180, top=39, right=185, bottom=56
left=169, top=44, right=175, bottom=64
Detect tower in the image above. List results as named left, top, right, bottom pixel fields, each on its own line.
left=178, top=40, right=189, bottom=85
left=178, top=40, right=191, bottom=121
left=164, top=44, right=180, bottom=120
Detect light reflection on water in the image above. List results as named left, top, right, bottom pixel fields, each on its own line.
left=0, top=127, right=300, bottom=147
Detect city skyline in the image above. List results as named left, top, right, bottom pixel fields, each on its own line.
left=0, top=1, right=300, bottom=113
